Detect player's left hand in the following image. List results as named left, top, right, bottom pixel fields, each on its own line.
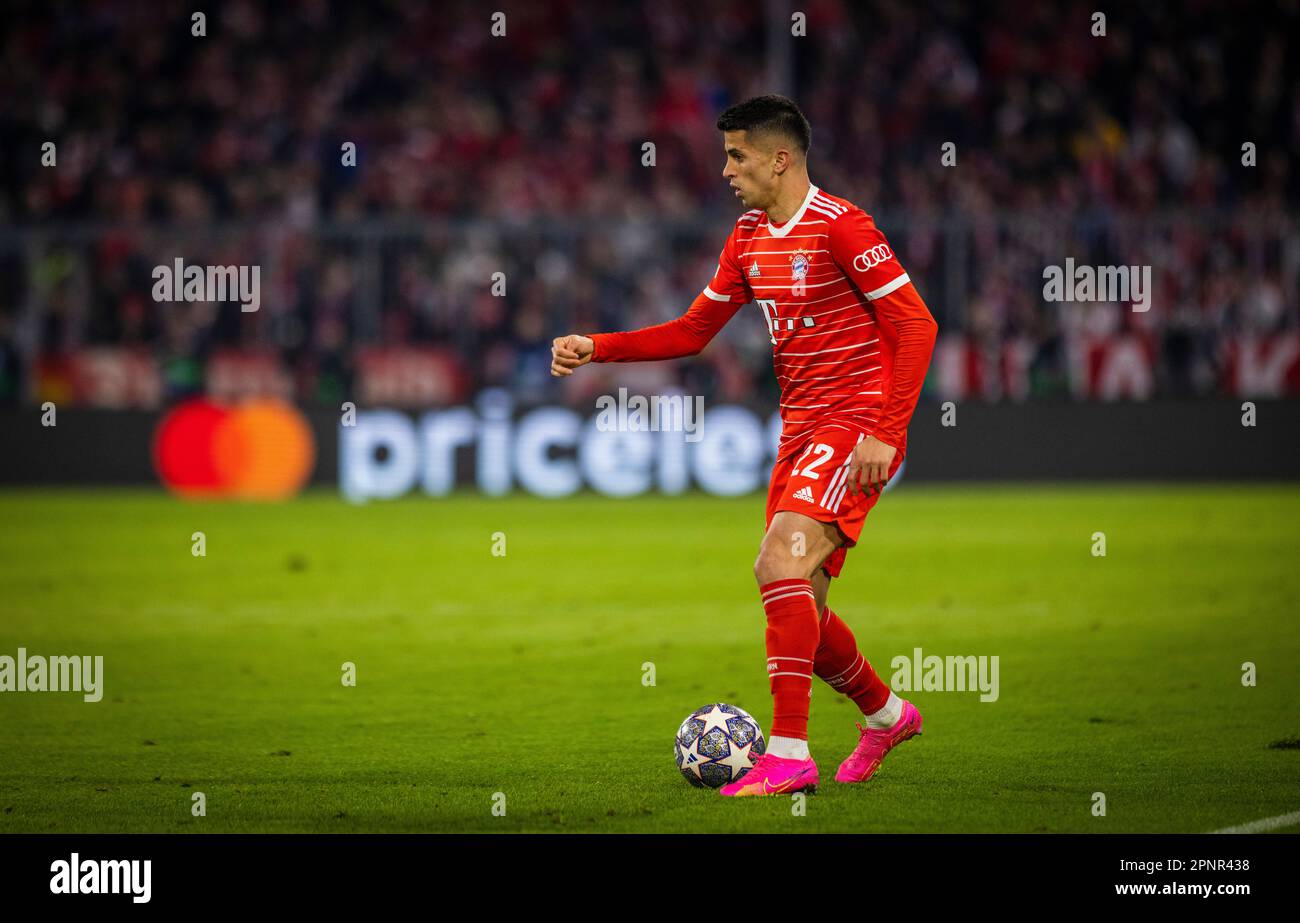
left=846, top=436, right=897, bottom=498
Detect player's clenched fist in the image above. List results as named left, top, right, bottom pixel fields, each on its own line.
left=551, top=335, right=594, bottom=376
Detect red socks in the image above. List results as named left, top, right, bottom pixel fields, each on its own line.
left=759, top=579, right=820, bottom=740
left=759, top=582, right=893, bottom=739
left=814, top=606, right=891, bottom=715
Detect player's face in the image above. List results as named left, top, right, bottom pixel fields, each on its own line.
left=722, top=130, right=777, bottom=209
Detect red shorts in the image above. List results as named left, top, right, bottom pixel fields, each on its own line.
left=764, top=421, right=905, bottom=579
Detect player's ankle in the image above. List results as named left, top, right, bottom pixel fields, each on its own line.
left=864, top=691, right=903, bottom=728
left=767, top=735, right=810, bottom=760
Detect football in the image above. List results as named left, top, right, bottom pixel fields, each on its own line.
left=674, top=703, right=766, bottom=788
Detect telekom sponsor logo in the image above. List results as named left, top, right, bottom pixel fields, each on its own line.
left=852, top=244, right=894, bottom=272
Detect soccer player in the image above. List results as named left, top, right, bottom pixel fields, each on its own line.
left=551, top=95, right=938, bottom=796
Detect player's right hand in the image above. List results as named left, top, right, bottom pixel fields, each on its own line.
left=551, top=335, right=595, bottom=376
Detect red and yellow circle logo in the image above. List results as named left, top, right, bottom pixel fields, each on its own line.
left=153, top=399, right=316, bottom=499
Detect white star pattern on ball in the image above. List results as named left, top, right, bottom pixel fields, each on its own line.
left=695, top=705, right=733, bottom=735
left=718, top=739, right=756, bottom=776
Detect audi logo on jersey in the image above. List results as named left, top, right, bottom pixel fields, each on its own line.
left=852, top=244, right=894, bottom=273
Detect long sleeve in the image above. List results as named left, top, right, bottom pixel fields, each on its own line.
left=828, top=207, right=938, bottom=448
left=865, top=281, right=938, bottom=447
left=588, top=289, right=744, bottom=362
left=588, top=221, right=753, bottom=362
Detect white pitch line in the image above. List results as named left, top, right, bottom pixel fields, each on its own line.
left=1209, top=810, right=1300, bottom=834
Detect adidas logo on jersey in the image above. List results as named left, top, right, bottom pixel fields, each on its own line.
left=748, top=262, right=761, bottom=278
left=793, top=485, right=814, bottom=502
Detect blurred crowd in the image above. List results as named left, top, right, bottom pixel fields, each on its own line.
left=1, top=0, right=1297, bottom=405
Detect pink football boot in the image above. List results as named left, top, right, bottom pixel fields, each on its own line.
left=835, top=699, right=923, bottom=783
left=719, top=752, right=819, bottom=797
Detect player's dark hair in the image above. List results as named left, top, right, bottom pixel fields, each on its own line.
left=716, top=95, right=812, bottom=155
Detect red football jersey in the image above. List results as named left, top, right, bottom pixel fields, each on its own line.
left=589, top=184, right=937, bottom=452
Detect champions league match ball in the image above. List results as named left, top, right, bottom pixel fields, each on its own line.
left=674, top=703, right=766, bottom=788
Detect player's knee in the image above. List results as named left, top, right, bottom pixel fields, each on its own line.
left=753, top=539, right=812, bottom=585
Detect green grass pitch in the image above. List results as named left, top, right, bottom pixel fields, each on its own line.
left=1, top=484, right=1297, bottom=833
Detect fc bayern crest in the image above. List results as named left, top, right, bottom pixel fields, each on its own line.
left=790, top=249, right=811, bottom=282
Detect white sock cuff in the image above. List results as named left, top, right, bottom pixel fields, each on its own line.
left=767, top=734, right=810, bottom=760
left=865, top=691, right=903, bottom=729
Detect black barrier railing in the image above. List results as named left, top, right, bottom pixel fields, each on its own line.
left=2, top=398, right=1297, bottom=488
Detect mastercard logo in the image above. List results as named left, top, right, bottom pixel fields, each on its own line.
left=153, top=399, right=316, bottom=499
